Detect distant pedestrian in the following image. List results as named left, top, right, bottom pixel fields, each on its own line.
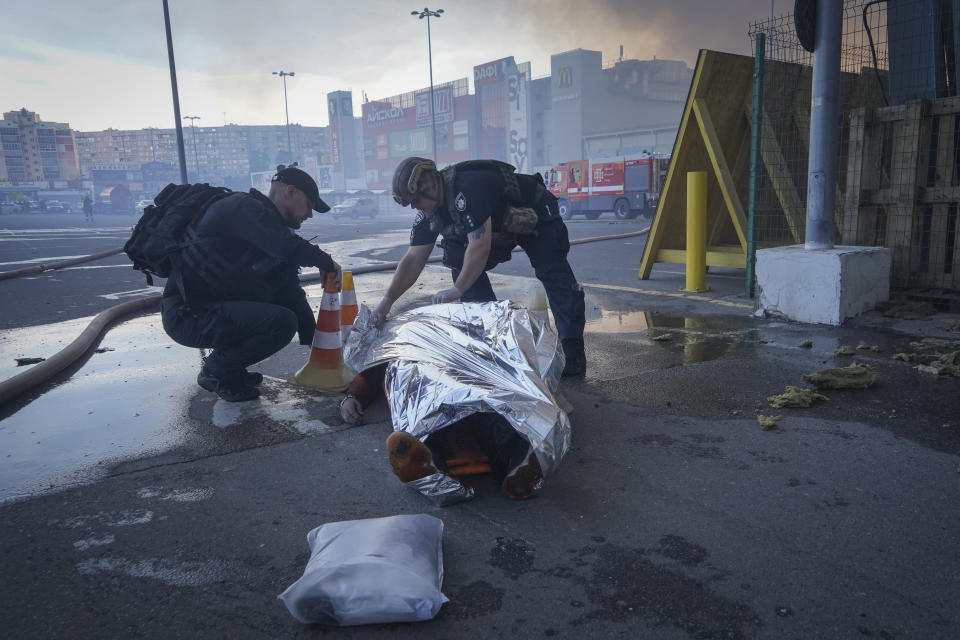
left=82, top=195, right=93, bottom=223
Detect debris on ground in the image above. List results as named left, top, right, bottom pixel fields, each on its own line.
left=94, top=347, right=115, bottom=354
left=914, top=351, right=960, bottom=377
left=15, top=357, right=45, bottom=366
left=892, top=353, right=914, bottom=362
left=876, top=299, right=938, bottom=319
left=799, top=340, right=813, bottom=349
left=909, top=338, right=957, bottom=351
left=757, top=414, right=783, bottom=430
left=941, top=319, right=960, bottom=333
left=650, top=334, right=672, bottom=342
left=833, top=345, right=856, bottom=356
left=768, top=386, right=828, bottom=408
left=802, top=363, right=877, bottom=389
left=856, top=341, right=881, bottom=352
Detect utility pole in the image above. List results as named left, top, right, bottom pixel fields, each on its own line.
left=411, top=7, right=444, bottom=163
left=272, top=70, right=295, bottom=163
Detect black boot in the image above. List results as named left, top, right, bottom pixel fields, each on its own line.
left=561, top=338, right=586, bottom=377
left=197, top=367, right=260, bottom=402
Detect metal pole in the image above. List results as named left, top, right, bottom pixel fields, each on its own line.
left=427, top=13, right=438, bottom=163
left=683, top=171, right=708, bottom=292
left=184, top=116, right=200, bottom=181
left=746, top=33, right=765, bottom=297
left=162, top=0, right=188, bottom=184
left=804, top=0, right=842, bottom=250
left=282, top=74, right=292, bottom=162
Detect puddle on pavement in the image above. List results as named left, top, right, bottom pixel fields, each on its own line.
left=0, top=297, right=343, bottom=505
left=584, top=305, right=762, bottom=366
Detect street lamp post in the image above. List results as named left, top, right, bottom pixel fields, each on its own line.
left=183, top=116, right=200, bottom=181
left=411, top=7, right=443, bottom=163
left=161, top=0, right=188, bottom=184
left=272, top=70, right=295, bottom=163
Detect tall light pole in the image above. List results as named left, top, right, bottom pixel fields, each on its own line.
left=183, top=116, right=200, bottom=181
left=272, top=70, right=295, bottom=163
left=161, top=0, right=188, bottom=184
left=411, top=7, right=443, bottom=163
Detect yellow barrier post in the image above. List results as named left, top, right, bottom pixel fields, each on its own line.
left=683, top=171, right=708, bottom=292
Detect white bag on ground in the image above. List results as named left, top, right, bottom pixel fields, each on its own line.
left=278, top=514, right=448, bottom=626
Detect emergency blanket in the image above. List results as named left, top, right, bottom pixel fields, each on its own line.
left=343, top=301, right=571, bottom=503
left=278, top=514, right=447, bottom=625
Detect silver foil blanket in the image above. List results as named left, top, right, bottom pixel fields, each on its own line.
left=343, top=300, right=571, bottom=501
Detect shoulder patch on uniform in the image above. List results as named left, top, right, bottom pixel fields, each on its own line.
left=455, top=192, right=467, bottom=212
left=413, top=211, right=426, bottom=226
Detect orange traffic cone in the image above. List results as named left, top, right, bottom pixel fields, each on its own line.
left=293, top=272, right=353, bottom=392
left=340, top=270, right=358, bottom=342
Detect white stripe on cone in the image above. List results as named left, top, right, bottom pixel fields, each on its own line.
left=341, top=290, right=357, bottom=305
left=320, top=293, right=340, bottom=312
left=312, top=329, right=342, bottom=350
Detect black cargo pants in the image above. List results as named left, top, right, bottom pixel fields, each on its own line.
left=449, top=219, right=585, bottom=343
left=161, top=295, right=298, bottom=382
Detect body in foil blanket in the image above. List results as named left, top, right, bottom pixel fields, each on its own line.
left=340, top=364, right=542, bottom=500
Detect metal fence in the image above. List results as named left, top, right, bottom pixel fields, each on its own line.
left=748, top=0, right=959, bottom=292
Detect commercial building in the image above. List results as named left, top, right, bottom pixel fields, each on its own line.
left=360, top=79, right=472, bottom=190
left=361, top=49, right=690, bottom=188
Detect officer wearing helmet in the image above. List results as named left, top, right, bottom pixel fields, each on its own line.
left=374, top=156, right=586, bottom=376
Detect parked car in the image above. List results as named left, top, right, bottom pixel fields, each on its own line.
left=331, top=197, right=378, bottom=219
left=0, top=202, right=20, bottom=214
left=45, top=200, right=71, bottom=213
left=135, top=199, right=154, bottom=213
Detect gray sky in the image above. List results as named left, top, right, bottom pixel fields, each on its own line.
left=0, top=1, right=781, bottom=132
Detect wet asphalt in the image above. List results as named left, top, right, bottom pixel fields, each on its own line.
left=1, top=232, right=959, bottom=639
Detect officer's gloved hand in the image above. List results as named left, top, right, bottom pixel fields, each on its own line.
left=432, top=287, right=461, bottom=304
left=372, top=296, right=393, bottom=327
left=340, top=395, right=364, bottom=425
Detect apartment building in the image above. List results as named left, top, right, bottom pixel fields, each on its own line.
left=0, top=109, right=80, bottom=183
left=74, top=124, right=331, bottom=191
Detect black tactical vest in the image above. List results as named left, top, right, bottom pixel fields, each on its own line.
left=429, top=160, right=522, bottom=241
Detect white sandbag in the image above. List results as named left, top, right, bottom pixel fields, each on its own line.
left=278, top=514, right=447, bottom=626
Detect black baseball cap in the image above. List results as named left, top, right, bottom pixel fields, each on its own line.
left=273, top=165, right=330, bottom=213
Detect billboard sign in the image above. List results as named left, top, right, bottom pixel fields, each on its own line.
left=507, top=70, right=529, bottom=172
left=473, top=57, right=514, bottom=87
left=415, top=85, right=454, bottom=127
left=361, top=81, right=471, bottom=188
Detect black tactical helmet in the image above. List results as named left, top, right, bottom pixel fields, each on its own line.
left=392, top=156, right=437, bottom=206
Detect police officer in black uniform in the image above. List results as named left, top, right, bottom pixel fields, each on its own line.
left=161, top=165, right=341, bottom=401
left=374, top=156, right=586, bottom=376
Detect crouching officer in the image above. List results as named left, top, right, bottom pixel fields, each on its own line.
left=374, top=156, right=586, bottom=376
left=161, top=165, right=341, bottom=401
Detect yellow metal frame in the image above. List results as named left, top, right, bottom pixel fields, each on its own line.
left=640, top=50, right=752, bottom=279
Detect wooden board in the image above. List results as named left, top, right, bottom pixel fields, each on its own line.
left=639, top=50, right=753, bottom=279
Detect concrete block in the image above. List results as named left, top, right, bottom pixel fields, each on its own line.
left=756, top=245, right=891, bottom=325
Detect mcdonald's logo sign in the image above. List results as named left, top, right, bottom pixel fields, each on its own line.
left=558, top=67, right=573, bottom=88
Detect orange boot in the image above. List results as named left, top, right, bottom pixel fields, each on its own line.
left=386, top=432, right=438, bottom=483
left=501, top=449, right=543, bottom=500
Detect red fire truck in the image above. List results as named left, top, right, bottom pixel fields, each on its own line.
left=545, top=154, right=669, bottom=220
